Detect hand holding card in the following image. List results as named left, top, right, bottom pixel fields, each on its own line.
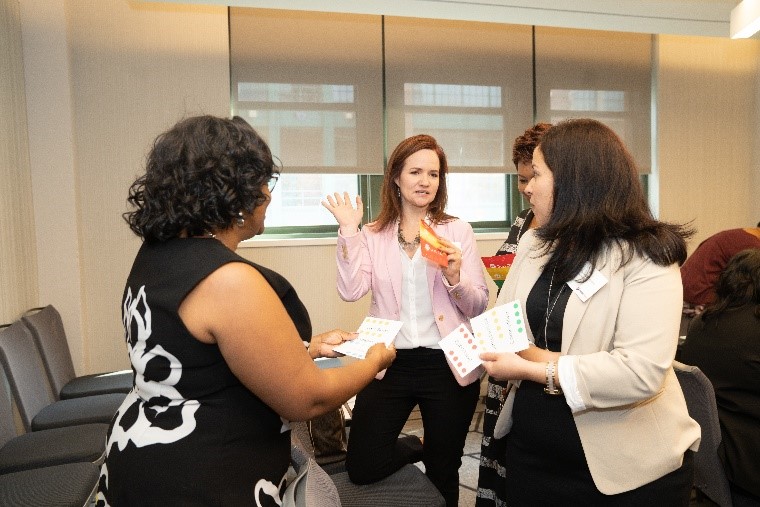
left=333, top=317, right=403, bottom=360
left=439, top=300, right=530, bottom=381
left=419, top=220, right=449, bottom=267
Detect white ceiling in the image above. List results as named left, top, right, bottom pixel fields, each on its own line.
left=148, top=0, right=741, bottom=37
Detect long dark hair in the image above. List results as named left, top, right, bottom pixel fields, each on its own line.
left=536, top=119, right=692, bottom=282
left=702, top=249, right=760, bottom=321
left=371, top=134, right=454, bottom=232
left=124, top=115, right=277, bottom=242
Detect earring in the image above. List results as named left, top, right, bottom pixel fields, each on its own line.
left=236, top=211, right=245, bottom=227
left=397, top=186, right=401, bottom=198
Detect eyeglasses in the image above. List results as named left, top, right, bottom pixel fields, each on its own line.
left=268, top=174, right=279, bottom=192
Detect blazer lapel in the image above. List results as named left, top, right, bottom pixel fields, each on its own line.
left=561, top=255, right=616, bottom=353
left=384, top=226, right=403, bottom=314
left=561, top=287, right=589, bottom=354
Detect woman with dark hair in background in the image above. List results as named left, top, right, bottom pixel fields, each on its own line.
left=480, top=119, right=700, bottom=505
left=477, top=122, right=550, bottom=507
left=681, top=248, right=760, bottom=507
left=96, top=115, right=395, bottom=506
left=322, top=134, right=489, bottom=506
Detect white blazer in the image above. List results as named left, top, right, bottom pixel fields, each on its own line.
left=496, top=229, right=701, bottom=495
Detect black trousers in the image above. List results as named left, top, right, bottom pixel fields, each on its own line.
left=345, top=348, right=480, bottom=507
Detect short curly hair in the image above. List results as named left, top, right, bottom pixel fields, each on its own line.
left=512, top=122, right=552, bottom=167
left=124, top=115, right=278, bottom=242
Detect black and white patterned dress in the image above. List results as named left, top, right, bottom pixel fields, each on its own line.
left=476, top=208, right=533, bottom=507
left=96, top=238, right=311, bottom=506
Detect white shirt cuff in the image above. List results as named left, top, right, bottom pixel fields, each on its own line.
left=558, top=355, right=586, bottom=413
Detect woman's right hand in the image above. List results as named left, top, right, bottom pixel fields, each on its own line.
left=321, top=192, right=363, bottom=236
left=365, top=342, right=396, bottom=372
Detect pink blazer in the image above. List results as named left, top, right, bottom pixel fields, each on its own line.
left=336, top=219, right=489, bottom=385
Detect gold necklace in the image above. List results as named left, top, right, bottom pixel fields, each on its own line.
left=397, top=223, right=420, bottom=251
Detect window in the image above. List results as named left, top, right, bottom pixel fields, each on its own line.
left=535, top=27, right=653, bottom=173
left=229, top=11, right=653, bottom=235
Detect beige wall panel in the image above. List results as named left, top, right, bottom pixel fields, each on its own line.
left=657, top=35, right=760, bottom=252
left=0, top=0, right=38, bottom=323
left=68, top=1, right=229, bottom=371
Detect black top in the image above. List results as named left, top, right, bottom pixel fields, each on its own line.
left=680, top=306, right=760, bottom=497
left=97, top=238, right=311, bottom=506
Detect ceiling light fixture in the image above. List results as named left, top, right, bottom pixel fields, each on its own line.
left=730, top=0, right=760, bottom=39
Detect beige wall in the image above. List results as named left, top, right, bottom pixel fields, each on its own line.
left=7, top=0, right=760, bottom=374
left=657, top=35, right=760, bottom=247
left=0, top=0, right=38, bottom=324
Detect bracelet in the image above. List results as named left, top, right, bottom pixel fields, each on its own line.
left=544, top=361, right=562, bottom=395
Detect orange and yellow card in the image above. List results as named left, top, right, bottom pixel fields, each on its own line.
left=420, top=220, right=449, bottom=267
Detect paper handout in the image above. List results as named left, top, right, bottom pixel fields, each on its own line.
left=333, top=317, right=403, bottom=360
left=439, top=300, right=530, bottom=381
left=470, top=300, right=530, bottom=353
left=439, top=325, right=486, bottom=378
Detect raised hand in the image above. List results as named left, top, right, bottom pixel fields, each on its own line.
left=321, top=192, right=364, bottom=236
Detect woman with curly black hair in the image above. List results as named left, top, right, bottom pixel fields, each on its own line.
left=96, top=115, right=395, bottom=506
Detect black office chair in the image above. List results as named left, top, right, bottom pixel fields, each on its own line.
left=0, top=321, right=124, bottom=432
left=0, top=365, right=108, bottom=474
left=290, top=420, right=445, bottom=507
left=673, top=361, right=733, bottom=507
left=22, top=305, right=132, bottom=400
left=0, top=462, right=99, bottom=507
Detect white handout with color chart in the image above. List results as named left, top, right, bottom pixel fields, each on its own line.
left=333, top=317, right=403, bottom=359
left=439, top=300, right=530, bottom=380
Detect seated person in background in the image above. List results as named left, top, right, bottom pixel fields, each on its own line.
left=96, top=115, right=395, bottom=506
left=681, top=223, right=760, bottom=316
left=680, top=248, right=760, bottom=507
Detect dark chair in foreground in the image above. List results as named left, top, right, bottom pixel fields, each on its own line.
left=0, top=367, right=108, bottom=474
left=0, top=321, right=124, bottom=432
left=673, top=361, right=733, bottom=507
left=290, top=420, right=445, bottom=507
left=22, top=305, right=132, bottom=400
left=0, top=462, right=99, bottom=507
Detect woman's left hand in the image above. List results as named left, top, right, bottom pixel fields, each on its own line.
left=309, top=329, right=357, bottom=359
left=438, top=237, right=462, bottom=285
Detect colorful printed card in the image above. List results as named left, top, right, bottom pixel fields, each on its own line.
left=481, top=253, right=515, bottom=290
left=439, top=324, right=485, bottom=378
left=419, top=220, right=449, bottom=267
left=469, top=300, right=530, bottom=353
left=333, top=317, right=403, bottom=360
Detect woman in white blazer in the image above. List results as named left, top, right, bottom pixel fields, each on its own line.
left=480, top=119, right=700, bottom=505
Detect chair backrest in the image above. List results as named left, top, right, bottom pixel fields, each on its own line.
left=0, top=365, right=20, bottom=448
left=0, top=321, right=58, bottom=432
left=673, top=361, right=733, bottom=507
left=21, top=305, right=76, bottom=399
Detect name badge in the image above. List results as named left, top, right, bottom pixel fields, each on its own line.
left=567, top=262, right=607, bottom=302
